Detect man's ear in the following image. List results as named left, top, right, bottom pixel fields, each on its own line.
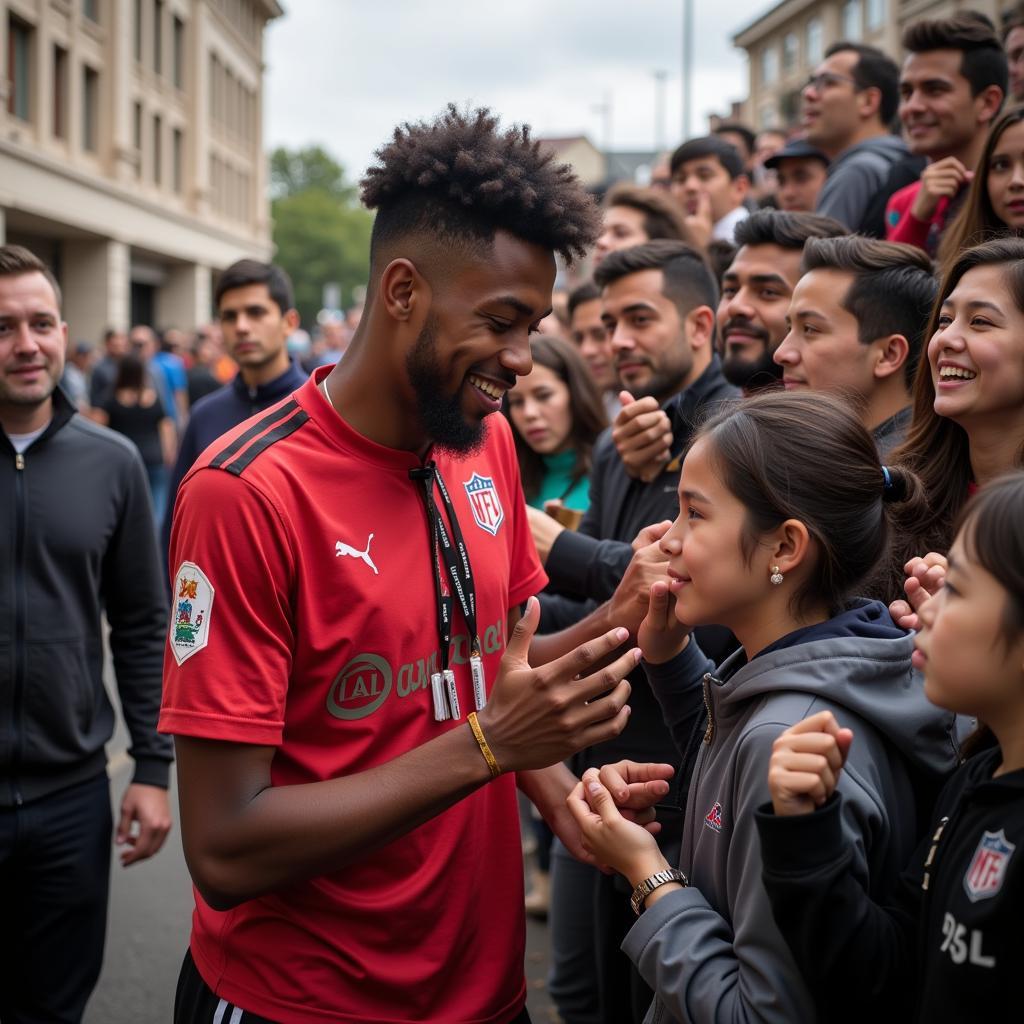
left=975, top=84, right=1004, bottom=128
left=378, top=258, right=430, bottom=324
left=685, top=305, right=716, bottom=352
left=871, top=332, right=910, bottom=382
left=284, top=308, right=301, bottom=332
left=732, top=173, right=751, bottom=203
left=857, top=85, right=883, bottom=122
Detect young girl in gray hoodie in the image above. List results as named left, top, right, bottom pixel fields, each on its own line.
left=567, top=390, right=960, bottom=1024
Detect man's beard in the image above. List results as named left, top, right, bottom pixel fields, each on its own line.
left=617, top=355, right=691, bottom=404
left=405, top=316, right=486, bottom=457
left=720, top=319, right=783, bottom=393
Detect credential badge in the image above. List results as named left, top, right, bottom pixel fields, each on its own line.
left=169, top=561, right=215, bottom=665
left=463, top=472, right=504, bottom=536
left=964, top=829, right=1016, bottom=903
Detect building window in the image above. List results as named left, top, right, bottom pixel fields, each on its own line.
left=806, top=17, right=823, bottom=64
left=133, top=101, right=142, bottom=178
left=761, top=45, right=779, bottom=85
left=82, top=66, right=100, bottom=152
left=867, top=0, right=885, bottom=30
left=83, top=0, right=100, bottom=23
left=172, top=16, right=185, bottom=89
left=153, top=114, right=162, bottom=184
left=134, top=0, right=142, bottom=62
left=154, top=0, right=163, bottom=75
left=7, top=16, right=33, bottom=121
left=53, top=45, right=68, bottom=138
left=783, top=32, right=798, bottom=72
left=172, top=127, right=183, bottom=193
left=842, top=0, right=862, bottom=41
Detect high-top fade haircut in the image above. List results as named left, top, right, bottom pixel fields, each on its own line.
left=360, top=105, right=600, bottom=278
left=902, top=12, right=1007, bottom=102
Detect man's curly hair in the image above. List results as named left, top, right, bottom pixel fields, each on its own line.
left=361, top=105, right=599, bottom=265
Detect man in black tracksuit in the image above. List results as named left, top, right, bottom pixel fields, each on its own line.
left=757, top=741, right=1023, bottom=1023
left=0, top=244, right=172, bottom=1023
left=531, top=241, right=738, bottom=1024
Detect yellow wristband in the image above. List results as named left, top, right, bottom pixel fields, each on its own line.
left=467, top=712, right=501, bottom=779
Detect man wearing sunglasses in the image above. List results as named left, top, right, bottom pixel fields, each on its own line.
left=802, top=41, right=908, bottom=231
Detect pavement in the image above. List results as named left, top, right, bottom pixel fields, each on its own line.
left=84, top=698, right=561, bottom=1023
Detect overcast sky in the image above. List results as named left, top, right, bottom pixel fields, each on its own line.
left=265, top=0, right=774, bottom=183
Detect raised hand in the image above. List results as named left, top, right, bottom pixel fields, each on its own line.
left=910, top=157, right=972, bottom=221
left=478, top=597, right=638, bottom=773
left=607, top=522, right=674, bottom=636
left=683, top=190, right=715, bottom=252
left=767, top=711, right=854, bottom=817
left=613, top=392, right=673, bottom=482
left=637, top=580, right=691, bottom=665
left=889, top=552, right=948, bottom=631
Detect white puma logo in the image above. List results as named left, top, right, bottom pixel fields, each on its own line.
left=335, top=534, right=379, bottom=575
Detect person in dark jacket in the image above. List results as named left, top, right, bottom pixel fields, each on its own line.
left=531, top=240, right=738, bottom=1024
left=0, top=244, right=172, bottom=1022
left=758, top=470, right=1024, bottom=1024
left=161, top=259, right=304, bottom=556
left=566, top=391, right=958, bottom=1024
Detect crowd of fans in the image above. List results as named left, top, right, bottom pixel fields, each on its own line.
left=4, top=7, right=1024, bottom=1024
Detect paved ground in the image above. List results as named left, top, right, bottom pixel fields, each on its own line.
left=85, top=700, right=561, bottom=1022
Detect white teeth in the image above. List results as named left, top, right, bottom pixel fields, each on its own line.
left=939, top=367, right=977, bottom=380
left=468, top=374, right=502, bottom=399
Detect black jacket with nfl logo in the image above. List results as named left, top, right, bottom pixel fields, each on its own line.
left=756, top=743, right=1024, bottom=1023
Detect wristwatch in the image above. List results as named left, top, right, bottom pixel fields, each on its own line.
left=630, top=868, right=688, bottom=915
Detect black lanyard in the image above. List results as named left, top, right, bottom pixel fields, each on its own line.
left=409, top=461, right=486, bottom=721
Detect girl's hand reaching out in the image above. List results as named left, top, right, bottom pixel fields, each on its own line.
left=566, top=768, right=670, bottom=886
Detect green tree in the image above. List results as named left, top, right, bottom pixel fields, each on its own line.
left=270, top=145, right=373, bottom=328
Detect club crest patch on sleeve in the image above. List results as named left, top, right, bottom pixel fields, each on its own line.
left=170, top=561, right=214, bottom=665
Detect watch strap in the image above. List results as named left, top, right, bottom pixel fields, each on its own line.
left=630, top=867, right=688, bottom=915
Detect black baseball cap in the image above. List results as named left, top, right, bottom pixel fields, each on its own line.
left=764, top=140, right=830, bottom=170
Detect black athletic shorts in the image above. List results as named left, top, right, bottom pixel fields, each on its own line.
left=174, top=948, right=533, bottom=1023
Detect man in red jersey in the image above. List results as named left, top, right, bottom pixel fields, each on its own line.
left=162, top=107, right=670, bottom=1024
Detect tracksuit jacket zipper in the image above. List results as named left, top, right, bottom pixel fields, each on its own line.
left=10, top=449, right=27, bottom=805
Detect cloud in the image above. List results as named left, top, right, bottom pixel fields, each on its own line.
left=265, top=0, right=768, bottom=178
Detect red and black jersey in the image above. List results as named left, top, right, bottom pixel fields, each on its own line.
left=160, top=367, right=546, bottom=1024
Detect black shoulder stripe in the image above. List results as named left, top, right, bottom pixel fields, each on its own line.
left=210, top=399, right=301, bottom=470
left=222, top=407, right=310, bottom=476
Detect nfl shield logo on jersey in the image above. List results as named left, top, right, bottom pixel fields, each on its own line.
left=963, top=829, right=1016, bottom=902
left=464, top=473, right=505, bottom=536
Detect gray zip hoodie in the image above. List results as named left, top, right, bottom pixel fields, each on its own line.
left=815, top=133, right=909, bottom=230
left=623, top=600, right=960, bottom=1024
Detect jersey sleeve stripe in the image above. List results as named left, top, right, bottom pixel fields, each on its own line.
left=209, top=399, right=301, bottom=469
left=222, top=408, right=311, bottom=477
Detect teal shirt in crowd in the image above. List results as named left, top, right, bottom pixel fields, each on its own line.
left=527, top=449, right=591, bottom=512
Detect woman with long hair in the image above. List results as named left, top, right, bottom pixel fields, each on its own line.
left=889, top=236, right=1024, bottom=567
left=506, top=335, right=607, bottom=515
left=939, top=106, right=1024, bottom=269
left=95, top=353, right=175, bottom=522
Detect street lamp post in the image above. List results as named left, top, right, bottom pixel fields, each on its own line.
left=653, top=69, right=668, bottom=152
left=682, top=0, right=693, bottom=141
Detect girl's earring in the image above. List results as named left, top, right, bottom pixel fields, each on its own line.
left=770, top=566, right=784, bottom=586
